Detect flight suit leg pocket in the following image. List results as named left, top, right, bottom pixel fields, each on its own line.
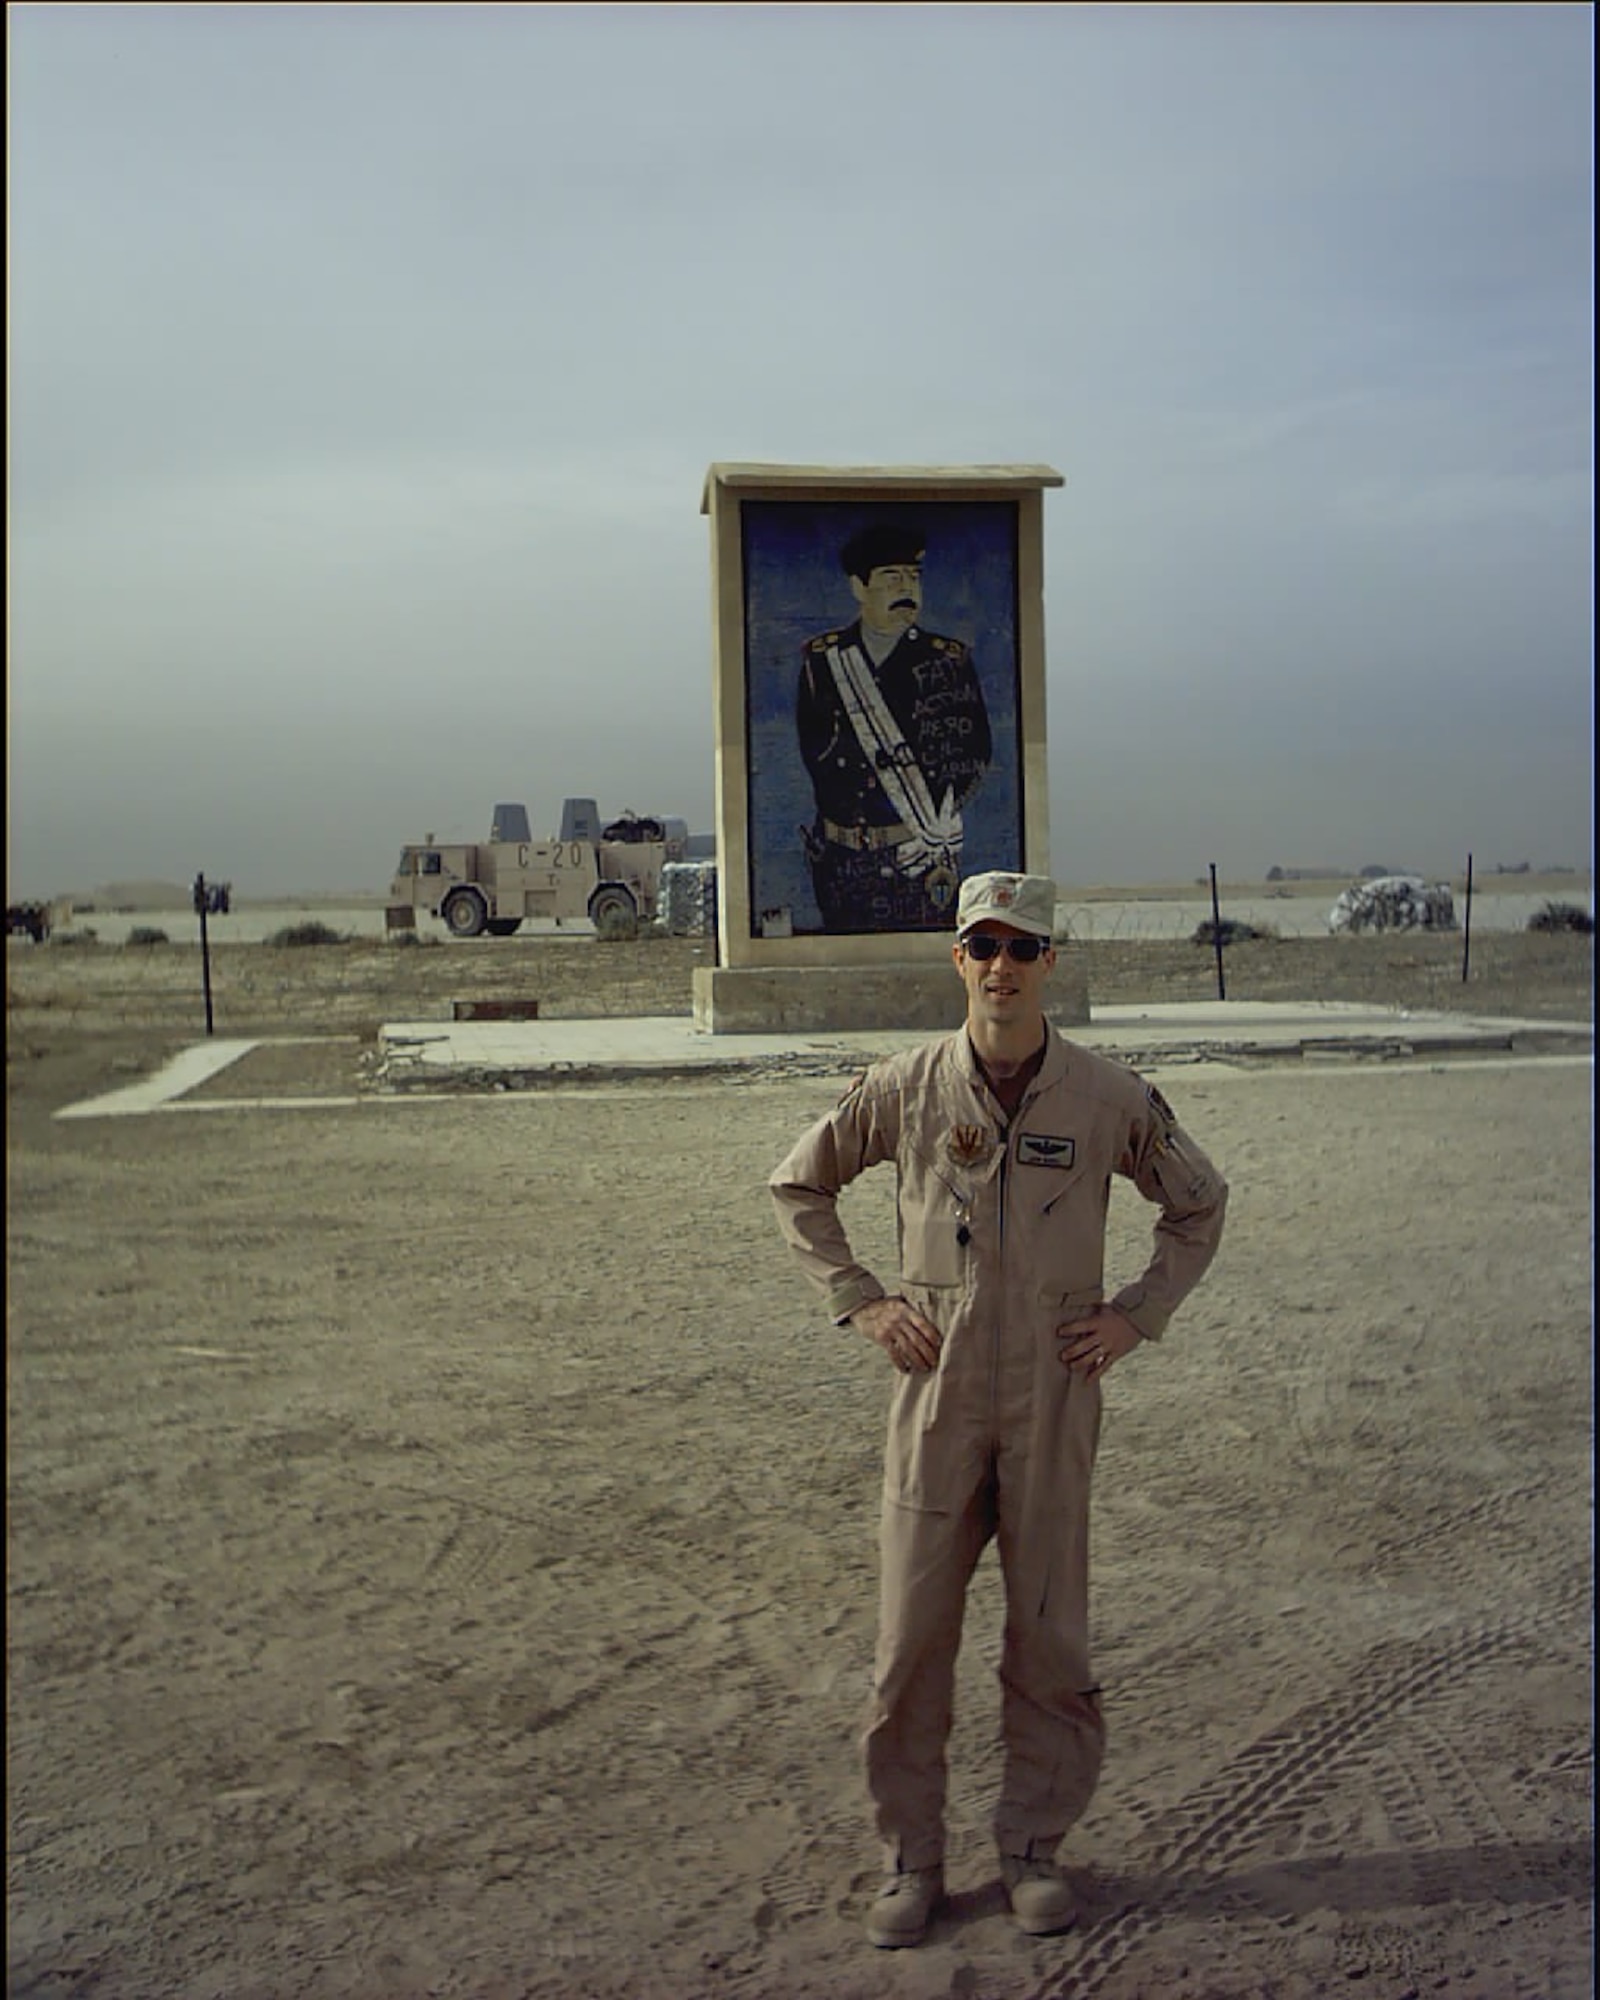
left=884, top=1284, right=964, bottom=1511
left=1034, top=1286, right=1106, bottom=1427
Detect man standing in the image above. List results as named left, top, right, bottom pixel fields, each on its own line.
left=769, top=872, right=1228, bottom=1948
left=797, top=523, right=993, bottom=933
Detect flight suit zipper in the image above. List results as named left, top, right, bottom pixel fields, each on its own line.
left=988, top=1081, right=1041, bottom=1417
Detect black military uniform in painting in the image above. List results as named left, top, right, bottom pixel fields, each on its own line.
left=798, top=524, right=992, bottom=932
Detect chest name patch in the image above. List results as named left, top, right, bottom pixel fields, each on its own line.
left=1018, top=1131, right=1076, bottom=1170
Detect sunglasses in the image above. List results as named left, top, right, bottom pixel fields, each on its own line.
left=961, top=933, right=1047, bottom=963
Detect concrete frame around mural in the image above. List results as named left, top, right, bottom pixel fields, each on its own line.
left=700, top=463, right=1061, bottom=974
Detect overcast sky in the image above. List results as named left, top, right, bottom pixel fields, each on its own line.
left=8, top=3, right=1594, bottom=897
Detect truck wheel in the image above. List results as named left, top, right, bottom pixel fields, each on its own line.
left=589, top=884, right=638, bottom=940
left=442, top=888, right=489, bottom=938
left=486, top=919, right=522, bottom=937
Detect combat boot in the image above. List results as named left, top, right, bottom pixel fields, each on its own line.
left=999, top=1853, right=1076, bottom=1935
left=865, top=1863, right=944, bottom=1948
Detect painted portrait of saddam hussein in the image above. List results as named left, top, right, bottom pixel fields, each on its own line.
left=743, top=499, right=1025, bottom=939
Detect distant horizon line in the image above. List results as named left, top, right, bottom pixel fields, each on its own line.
left=12, top=864, right=1592, bottom=911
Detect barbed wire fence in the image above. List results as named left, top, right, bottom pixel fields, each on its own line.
left=1051, top=870, right=1594, bottom=1008
left=11, top=871, right=1590, bottom=953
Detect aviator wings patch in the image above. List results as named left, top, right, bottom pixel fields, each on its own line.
left=1017, top=1131, right=1076, bottom=1170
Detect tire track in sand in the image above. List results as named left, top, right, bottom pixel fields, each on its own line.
left=1024, top=1565, right=1588, bottom=2000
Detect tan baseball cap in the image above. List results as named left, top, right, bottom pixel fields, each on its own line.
left=955, top=871, right=1057, bottom=940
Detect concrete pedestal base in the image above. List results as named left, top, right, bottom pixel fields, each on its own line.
left=692, top=962, right=1090, bottom=1035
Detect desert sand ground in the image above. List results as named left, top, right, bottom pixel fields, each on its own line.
left=6, top=926, right=1593, bottom=2000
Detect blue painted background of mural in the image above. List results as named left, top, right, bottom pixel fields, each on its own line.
left=742, top=498, right=1023, bottom=936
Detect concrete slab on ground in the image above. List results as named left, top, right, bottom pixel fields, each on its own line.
left=48, top=1003, right=1593, bottom=1120
left=374, top=999, right=1592, bottom=1085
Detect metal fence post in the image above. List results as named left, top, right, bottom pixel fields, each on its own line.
left=193, top=873, right=215, bottom=1036
left=1208, top=862, right=1226, bottom=1000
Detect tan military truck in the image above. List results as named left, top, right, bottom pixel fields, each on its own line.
left=386, top=799, right=687, bottom=939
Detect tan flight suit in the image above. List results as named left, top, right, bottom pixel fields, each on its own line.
left=770, top=1024, right=1227, bottom=1870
